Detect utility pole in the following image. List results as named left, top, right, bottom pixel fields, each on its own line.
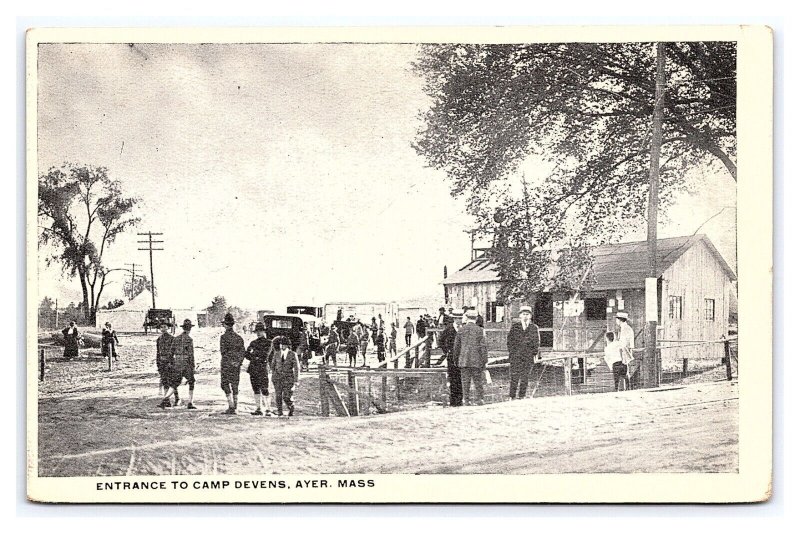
left=137, top=232, right=164, bottom=309
left=644, top=42, right=667, bottom=389
left=124, top=263, right=141, bottom=300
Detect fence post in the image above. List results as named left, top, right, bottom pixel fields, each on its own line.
left=423, top=333, right=433, bottom=368
left=347, top=370, right=359, bottom=416
left=414, top=345, right=420, bottom=368
left=724, top=339, right=733, bottom=381
left=682, top=358, right=689, bottom=378
left=39, top=349, right=45, bottom=382
left=563, top=356, right=572, bottom=396
left=318, top=365, right=330, bottom=417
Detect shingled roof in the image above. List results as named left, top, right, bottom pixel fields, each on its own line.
left=442, top=235, right=736, bottom=290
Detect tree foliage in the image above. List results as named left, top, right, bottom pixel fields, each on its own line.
left=414, top=42, right=736, bottom=299
left=122, top=275, right=155, bottom=301
left=38, top=164, right=140, bottom=321
left=206, top=296, right=228, bottom=326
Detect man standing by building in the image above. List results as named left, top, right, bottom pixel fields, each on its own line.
left=220, top=313, right=246, bottom=414
left=453, top=309, right=489, bottom=406
left=156, top=322, right=174, bottom=397
left=616, top=311, right=636, bottom=386
left=416, top=315, right=427, bottom=341
left=271, top=336, right=300, bottom=416
left=438, top=317, right=462, bottom=406
left=244, top=322, right=272, bottom=416
left=159, top=319, right=197, bottom=409
left=403, top=317, right=414, bottom=347
left=506, top=304, right=540, bottom=400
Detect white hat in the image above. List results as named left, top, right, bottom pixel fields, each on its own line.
left=465, top=309, right=478, bottom=319
left=518, top=304, right=533, bottom=316
left=615, top=311, right=629, bottom=319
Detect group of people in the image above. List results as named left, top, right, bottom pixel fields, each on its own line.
left=436, top=305, right=636, bottom=405
left=155, top=313, right=301, bottom=417
left=60, top=321, right=120, bottom=361
left=320, top=316, right=398, bottom=367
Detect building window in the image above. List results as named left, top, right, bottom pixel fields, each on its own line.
left=668, top=295, right=683, bottom=320
left=585, top=297, right=607, bottom=321
left=704, top=298, right=715, bottom=321
left=485, top=302, right=503, bottom=323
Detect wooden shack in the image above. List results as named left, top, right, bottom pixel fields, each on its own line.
left=442, top=235, right=736, bottom=366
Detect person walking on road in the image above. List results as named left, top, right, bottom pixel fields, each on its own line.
left=156, top=322, right=174, bottom=396
left=101, top=322, right=120, bottom=362
left=506, top=304, right=540, bottom=400
left=404, top=317, right=414, bottom=347
left=359, top=327, right=369, bottom=366
left=244, top=322, right=273, bottom=416
left=453, top=309, right=488, bottom=406
left=346, top=329, right=360, bottom=367
left=220, top=313, right=246, bottom=414
left=159, top=319, right=197, bottom=409
left=270, top=336, right=300, bottom=416
left=62, top=321, right=80, bottom=360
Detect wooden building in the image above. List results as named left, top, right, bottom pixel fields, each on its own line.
left=442, top=235, right=736, bottom=364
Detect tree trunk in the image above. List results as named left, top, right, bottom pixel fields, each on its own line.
left=77, top=265, right=90, bottom=322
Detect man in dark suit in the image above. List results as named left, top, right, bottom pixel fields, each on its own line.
left=270, top=336, right=300, bottom=416
left=453, top=309, right=489, bottom=405
left=506, top=304, right=540, bottom=399
left=438, top=318, right=462, bottom=406
left=220, top=313, right=246, bottom=414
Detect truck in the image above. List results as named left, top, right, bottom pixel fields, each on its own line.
left=323, top=302, right=399, bottom=328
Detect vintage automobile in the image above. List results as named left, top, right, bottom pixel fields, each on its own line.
left=143, top=308, right=176, bottom=334
left=261, top=314, right=307, bottom=351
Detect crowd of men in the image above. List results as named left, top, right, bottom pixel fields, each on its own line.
left=155, top=313, right=300, bottom=416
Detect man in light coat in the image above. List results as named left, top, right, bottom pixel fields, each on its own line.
left=453, top=309, right=489, bottom=405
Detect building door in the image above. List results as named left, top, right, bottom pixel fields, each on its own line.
left=534, top=293, right=554, bottom=348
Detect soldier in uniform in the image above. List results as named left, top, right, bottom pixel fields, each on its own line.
left=270, top=336, right=300, bottom=416
left=159, top=319, right=197, bottom=409
left=220, top=313, right=246, bottom=414
left=244, top=322, right=272, bottom=416
left=156, top=322, right=174, bottom=397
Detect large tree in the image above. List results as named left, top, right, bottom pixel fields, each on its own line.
left=38, top=164, right=140, bottom=322
left=414, top=42, right=736, bottom=300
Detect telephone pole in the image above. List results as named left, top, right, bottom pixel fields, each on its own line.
left=137, top=232, right=164, bottom=309
left=644, top=42, right=667, bottom=389
left=124, top=263, right=141, bottom=300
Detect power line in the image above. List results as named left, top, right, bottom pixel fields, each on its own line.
left=137, top=232, right=164, bottom=309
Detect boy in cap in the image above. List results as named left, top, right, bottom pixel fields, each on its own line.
left=506, top=304, right=540, bottom=399
left=244, top=322, right=273, bottom=416
left=159, top=319, right=197, bottom=409
left=270, top=336, right=300, bottom=416
left=156, top=322, right=174, bottom=397
left=220, top=313, right=246, bottom=414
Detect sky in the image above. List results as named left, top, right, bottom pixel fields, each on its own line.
left=36, top=43, right=737, bottom=312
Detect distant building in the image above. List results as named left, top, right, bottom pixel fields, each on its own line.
left=442, top=235, right=737, bottom=362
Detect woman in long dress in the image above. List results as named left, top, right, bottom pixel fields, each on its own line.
left=101, top=322, right=120, bottom=361
left=62, top=321, right=79, bottom=359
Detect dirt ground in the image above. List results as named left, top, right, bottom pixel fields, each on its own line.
left=35, top=328, right=739, bottom=476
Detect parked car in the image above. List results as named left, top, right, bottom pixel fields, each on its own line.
left=143, top=309, right=176, bottom=334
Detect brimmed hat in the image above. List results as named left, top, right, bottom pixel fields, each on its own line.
left=254, top=322, right=266, bottom=332
left=465, top=309, right=478, bottom=319
left=518, top=304, right=533, bottom=316
left=615, top=311, right=629, bottom=320
left=181, top=319, right=195, bottom=329
left=221, top=313, right=235, bottom=326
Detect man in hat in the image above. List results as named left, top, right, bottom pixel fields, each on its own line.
left=270, top=336, right=300, bottom=416
left=437, top=316, right=462, bottom=406
left=616, top=311, right=636, bottom=385
left=156, top=322, right=174, bottom=397
left=62, top=321, right=80, bottom=360
left=453, top=309, right=489, bottom=405
left=506, top=304, right=540, bottom=399
left=159, top=318, right=197, bottom=409
left=220, top=313, right=246, bottom=414
left=244, top=322, right=272, bottom=416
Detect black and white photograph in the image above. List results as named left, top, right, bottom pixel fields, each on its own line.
left=26, top=26, right=772, bottom=503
